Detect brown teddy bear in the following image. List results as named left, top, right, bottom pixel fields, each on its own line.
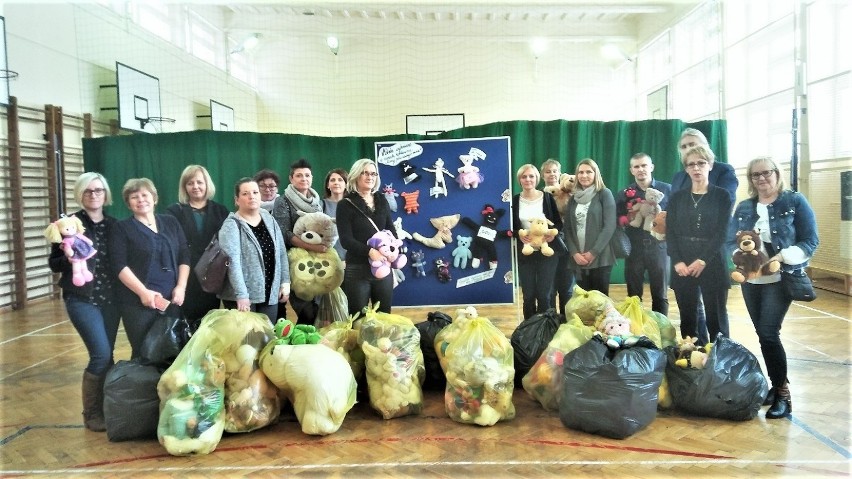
left=650, top=211, right=666, bottom=241
left=543, top=173, right=576, bottom=216
left=731, top=230, right=781, bottom=282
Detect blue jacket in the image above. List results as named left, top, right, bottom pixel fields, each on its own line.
left=727, top=190, right=819, bottom=271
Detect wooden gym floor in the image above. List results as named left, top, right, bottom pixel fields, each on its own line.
left=1, top=285, right=850, bottom=478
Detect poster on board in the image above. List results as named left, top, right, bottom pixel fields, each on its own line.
left=374, top=136, right=514, bottom=307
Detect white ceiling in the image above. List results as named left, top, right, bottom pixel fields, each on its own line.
left=207, top=1, right=699, bottom=45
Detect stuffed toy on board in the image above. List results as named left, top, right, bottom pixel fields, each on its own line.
left=456, top=148, right=486, bottom=189
left=730, top=230, right=781, bottom=283
left=461, top=204, right=510, bottom=269
left=422, top=158, right=455, bottom=198
left=400, top=190, right=421, bottom=214
left=413, top=214, right=461, bottom=249
left=451, top=235, right=473, bottom=269
left=409, top=249, right=427, bottom=278
left=382, top=184, right=399, bottom=213
left=44, top=215, right=97, bottom=286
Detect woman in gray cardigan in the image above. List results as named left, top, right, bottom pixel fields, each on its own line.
left=218, top=178, right=290, bottom=323
left=563, top=158, right=617, bottom=296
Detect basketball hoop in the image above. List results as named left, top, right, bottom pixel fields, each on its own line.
left=0, top=69, right=19, bottom=81
left=141, top=116, right=176, bottom=134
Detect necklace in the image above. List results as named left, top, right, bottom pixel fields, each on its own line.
left=691, top=193, right=704, bottom=209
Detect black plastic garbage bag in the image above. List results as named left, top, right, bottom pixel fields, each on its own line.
left=103, top=359, right=163, bottom=442
left=416, top=311, right=453, bottom=391
left=559, top=335, right=665, bottom=439
left=665, top=334, right=768, bottom=421
left=140, top=310, right=192, bottom=368
left=511, top=309, right=564, bottom=388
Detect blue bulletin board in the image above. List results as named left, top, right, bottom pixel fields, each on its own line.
left=374, top=137, right=514, bottom=307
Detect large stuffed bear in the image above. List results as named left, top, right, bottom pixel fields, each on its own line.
left=288, top=212, right=343, bottom=301
left=731, top=230, right=780, bottom=282
left=543, top=173, right=575, bottom=216
left=461, top=204, right=510, bottom=269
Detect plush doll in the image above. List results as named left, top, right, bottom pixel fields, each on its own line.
left=44, top=215, right=97, bottom=286
left=517, top=217, right=559, bottom=256
left=434, top=257, right=452, bottom=283
left=451, top=235, right=473, bottom=269
left=273, top=319, right=322, bottom=345
left=292, top=211, right=338, bottom=250
left=673, top=336, right=712, bottom=369
left=367, top=230, right=407, bottom=279
left=595, top=309, right=640, bottom=350
left=731, top=230, right=781, bottom=283
left=382, top=184, right=399, bottom=213
left=456, top=149, right=485, bottom=189
left=543, top=173, right=575, bottom=216
left=461, top=204, right=510, bottom=269
left=629, top=187, right=665, bottom=232
left=422, top=158, right=455, bottom=198
left=399, top=160, right=421, bottom=184
left=400, top=190, right=420, bottom=214
left=413, top=213, right=461, bottom=249
left=393, top=217, right=413, bottom=241
left=650, top=211, right=667, bottom=241
left=409, top=249, right=427, bottom=277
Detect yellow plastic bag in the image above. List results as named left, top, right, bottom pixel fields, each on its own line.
left=614, top=296, right=662, bottom=348
left=564, top=284, right=615, bottom=327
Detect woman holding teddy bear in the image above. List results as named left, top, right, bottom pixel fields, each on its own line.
left=726, top=157, right=818, bottom=419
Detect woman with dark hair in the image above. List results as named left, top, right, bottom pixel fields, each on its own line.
left=323, top=168, right=349, bottom=263
left=110, top=178, right=190, bottom=360
left=218, top=178, right=290, bottom=322
left=253, top=168, right=280, bottom=212
left=667, top=145, right=733, bottom=344
left=48, top=172, right=119, bottom=431
left=727, top=157, right=818, bottom=419
left=563, top=158, right=617, bottom=296
left=166, top=165, right=229, bottom=329
left=336, top=158, right=397, bottom=315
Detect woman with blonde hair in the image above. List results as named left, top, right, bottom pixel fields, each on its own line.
left=563, top=158, right=617, bottom=295
left=165, top=165, right=229, bottom=329
left=727, top=157, right=818, bottom=418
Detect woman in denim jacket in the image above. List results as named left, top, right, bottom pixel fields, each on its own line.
left=727, top=157, right=819, bottom=419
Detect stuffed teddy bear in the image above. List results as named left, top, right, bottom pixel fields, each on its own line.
left=451, top=235, right=473, bottom=269
left=44, top=215, right=97, bottom=286
left=543, top=173, right=576, bottom=216
left=367, top=230, right=407, bottom=279
left=595, top=309, right=640, bottom=350
left=461, top=204, right=510, bottom=269
left=518, top=217, right=559, bottom=256
left=731, top=230, right=781, bottom=282
left=629, top=187, right=665, bottom=232
left=413, top=213, right=461, bottom=249
left=292, top=211, right=338, bottom=250
left=650, top=211, right=667, bottom=241
left=673, top=336, right=713, bottom=369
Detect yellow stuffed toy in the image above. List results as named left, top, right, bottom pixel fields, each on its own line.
left=518, top=217, right=558, bottom=256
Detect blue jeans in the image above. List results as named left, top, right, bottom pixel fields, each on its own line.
left=64, top=294, right=121, bottom=375
left=741, top=281, right=792, bottom=388
left=518, top=255, right=558, bottom=319
left=342, top=262, right=393, bottom=316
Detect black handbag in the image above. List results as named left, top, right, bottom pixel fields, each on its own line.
left=610, top=227, right=631, bottom=259
left=194, top=234, right=229, bottom=294
left=781, top=269, right=816, bottom=302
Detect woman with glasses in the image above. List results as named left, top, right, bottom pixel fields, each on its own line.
left=218, top=178, right=290, bottom=323
left=165, top=165, right=229, bottom=330
left=727, top=157, right=818, bottom=419
left=253, top=168, right=280, bottom=211
left=336, top=159, right=397, bottom=315
left=272, top=159, right=326, bottom=324
left=667, top=146, right=733, bottom=344
left=48, top=173, right=119, bottom=431
left=109, top=178, right=190, bottom=360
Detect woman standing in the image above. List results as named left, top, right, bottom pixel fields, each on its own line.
left=48, top=172, right=119, bottom=432
left=323, top=168, right=349, bottom=263
left=540, top=159, right=574, bottom=312
left=218, top=178, right=290, bottom=322
left=272, top=159, right=326, bottom=323
left=563, top=159, right=616, bottom=296
left=166, top=165, right=229, bottom=329
left=667, top=145, right=733, bottom=344
left=336, top=159, right=397, bottom=315
left=110, top=178, right=190, bottom=360
left=253, top=168, right=280, bottom=212
left=727, top=157, right=818, bottom=419
left=513, top=163, right=563, bottom=319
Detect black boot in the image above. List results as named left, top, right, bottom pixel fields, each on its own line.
left=766, top=384, right=791, bottom=419
left=762, top=387, right=775, bottom=406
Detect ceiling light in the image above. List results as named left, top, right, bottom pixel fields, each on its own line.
left=327, top=36, right=340, bottom=55
left=231, top=33, right=261, bottom=54
left=530, top=37, right=548, bottom=58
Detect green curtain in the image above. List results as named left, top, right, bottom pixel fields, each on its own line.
left=83, top=118, right=727, bottom=283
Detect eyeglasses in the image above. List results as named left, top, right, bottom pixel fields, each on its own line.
left=750, top=170, right=776, bottom=180
left=685, top=160, right=709, bottom=170
left=83, top=188, right=106, bottom=196
left=258, top=183, right=278, bottom=190
left=360, top=171, right=378, bottom=177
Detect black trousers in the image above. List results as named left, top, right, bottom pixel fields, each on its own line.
left=624, top=238, right=669, bottom=316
